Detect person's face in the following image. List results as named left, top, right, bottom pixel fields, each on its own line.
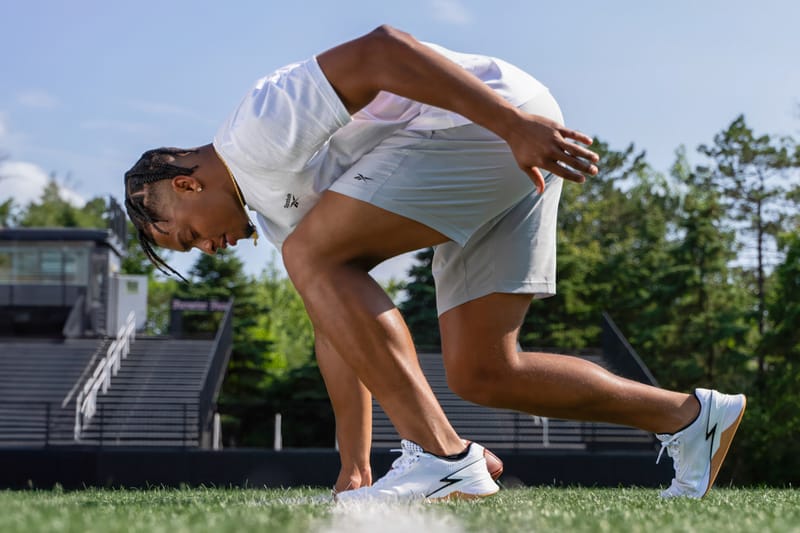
left=149, top=177, right=253, bottom=255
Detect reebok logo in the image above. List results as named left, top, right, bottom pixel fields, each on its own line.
left=354, top=173, right=373, bottom=181
left=284, top=194, right=299, bottom=208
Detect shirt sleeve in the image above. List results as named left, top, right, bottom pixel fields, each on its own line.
left=214, top=57, right=352, bottom=173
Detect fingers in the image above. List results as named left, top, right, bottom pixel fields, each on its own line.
left=561, top=149, right=599, bottom=176
left=523, top=166, right=546, bottom=194
left=545, top=161, right=586, bottom=185
left=559, top=128, right=596, bottom=152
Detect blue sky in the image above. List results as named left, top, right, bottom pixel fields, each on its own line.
left=1, top=0, right=798, bottom=280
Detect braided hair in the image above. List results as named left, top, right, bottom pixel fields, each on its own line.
left=124, top=147, right=198, bottom=281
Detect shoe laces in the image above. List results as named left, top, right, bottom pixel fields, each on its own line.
left=656, top=433, right=681, bottom=465
left=656, top=432, right=695, bottom=496
left=374, top=440, right=422, bottom=488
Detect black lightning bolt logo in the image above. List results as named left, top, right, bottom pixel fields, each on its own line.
left=354, top=173, right=373, bottom=181
left=426, top=472, right=464, bottom=498
left=705, top=412, right=718, bottom=462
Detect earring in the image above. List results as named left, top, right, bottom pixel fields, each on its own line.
left=197, top=187, right=203, bottom=192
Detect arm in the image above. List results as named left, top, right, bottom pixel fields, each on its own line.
left=317, top=25, right=599, bottom=192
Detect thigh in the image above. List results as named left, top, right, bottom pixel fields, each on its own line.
left=433, top=175, right=562, bottom=315
left=287, top=190, right=449, bottom=268
left=439, top=292, right=533, bottom=369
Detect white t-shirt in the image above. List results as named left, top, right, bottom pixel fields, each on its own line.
left=213, top=42, right=548, bottom=249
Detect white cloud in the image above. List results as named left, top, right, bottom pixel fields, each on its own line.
left=0, top=160, right=86, bottom=208
left=17, top=90, right=59, bottom=109
left=430, top=0, right=473, bottom=25
left=79, top=118, right=149, bottom=134
left=129, top=100, right=212, bottom=124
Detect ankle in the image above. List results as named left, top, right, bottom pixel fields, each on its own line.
left=664, top=393, right=701, bottom=434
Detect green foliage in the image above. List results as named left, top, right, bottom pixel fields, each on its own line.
left=731, top=230, right=800, bottom=483
left=17, top=176, right=106, bottom=228
left=640, top=148, right=752, bottom=391
left=699, top=116, right=800, bottom=376
left=523, top=140, right=671, bottom=350
left=252, top=256, right=315, bottom=370
left=0, top=198, right=14, bottom=227
left=171, top=251, right=278, bottom=446
left=219, top=256, right=331, bottom=448
left=398, top=247, right=439, bottom=349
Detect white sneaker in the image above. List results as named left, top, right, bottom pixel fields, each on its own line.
left=656, top=388, right=746, bottom=498
left=335, top=440, right=500, bottom=503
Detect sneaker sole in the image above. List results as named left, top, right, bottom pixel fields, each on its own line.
left=429, top=488, right=499, bottom=502
left=703, top=394, right=746, bottom=497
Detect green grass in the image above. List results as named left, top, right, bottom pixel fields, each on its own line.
left=1, top=486, right=798, bottom=533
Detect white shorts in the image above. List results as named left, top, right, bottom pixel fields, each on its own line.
left=329, top=91, right=565, bottom=315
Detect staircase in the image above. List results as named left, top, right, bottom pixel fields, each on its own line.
left=0, top=339, right=106, bottom=447
left=371, top=349, right=655, bottom=451
left=77, top=338, right=216, bottom=446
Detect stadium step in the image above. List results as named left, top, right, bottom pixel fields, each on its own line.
left=76, top=338, right=216, bottom=446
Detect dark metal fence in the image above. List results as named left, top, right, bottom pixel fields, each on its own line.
left=0, top=402, right=64, bottom=447
left=0, top=401, right=200, bottom=448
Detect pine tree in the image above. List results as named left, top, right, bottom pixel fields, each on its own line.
left=699, top=116, right=800, bottom=377
left=398, top=247, right=440, bottom=350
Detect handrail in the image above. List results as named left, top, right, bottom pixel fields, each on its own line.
left=73, top=311, right=136, bottom=441
left=197, top=299, right=234, bottom=448
left=601, top=311, right=659, bottom=387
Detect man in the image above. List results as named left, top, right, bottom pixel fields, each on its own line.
left=124, top=26, right=746, bottom=501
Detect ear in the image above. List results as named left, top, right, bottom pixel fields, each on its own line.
left=172, top=175, right=204, bottom=193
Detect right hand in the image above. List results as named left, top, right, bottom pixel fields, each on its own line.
left=504, top=111, right=600, bottom=193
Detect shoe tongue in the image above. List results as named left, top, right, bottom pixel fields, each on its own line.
left=401, top=439, right=424, bottom=455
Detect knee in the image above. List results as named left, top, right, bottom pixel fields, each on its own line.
left=282, top=233, right=317, bottom=292
left=444, top=354, right=513, bottom=408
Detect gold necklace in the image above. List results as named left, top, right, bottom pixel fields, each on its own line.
left=213, top=147, right=258, bottom=247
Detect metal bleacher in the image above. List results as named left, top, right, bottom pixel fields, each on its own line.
left=0, top=305, right=232, bottom=449
left=371, top=349, right=656, bottom=451
left=76, top=338, right=216, bottom=447
left=0, top=338, right=108, bottom=446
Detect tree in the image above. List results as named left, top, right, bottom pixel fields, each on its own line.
left=252, top=256, right=315, bottom=370
left=699, top=116, right=800, bottom=377
left=174, top=250, right=277, bottom=446
left=646, top=148, right=752, bottom=390
left=0, top=154, right=12, bottom=227
left=398, top=247, right=439, bottom=349
left=521, top=139, right=674, bottom=351
left=0, top=198, right=13, bottom=228
left=17, top=175, right=104, bottom=228
left=734, top=229, right=800, bottom=483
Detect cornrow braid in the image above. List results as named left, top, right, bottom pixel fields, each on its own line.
left=124, top=147, right=199, bottom=282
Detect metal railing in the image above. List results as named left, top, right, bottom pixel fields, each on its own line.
left=0, top=400, right=200, bottom=448
left=601, top=312, right=659, bottom=386
left=73, top=311, right=136, bottom=440
left=75, top=401, right=198, bottom=447
left=197, top=300, right=234, bottom=449
left=0, top=402, right=63, bottom=447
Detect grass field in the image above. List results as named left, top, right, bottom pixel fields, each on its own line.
left=1, top=486, right=798, bottom=533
